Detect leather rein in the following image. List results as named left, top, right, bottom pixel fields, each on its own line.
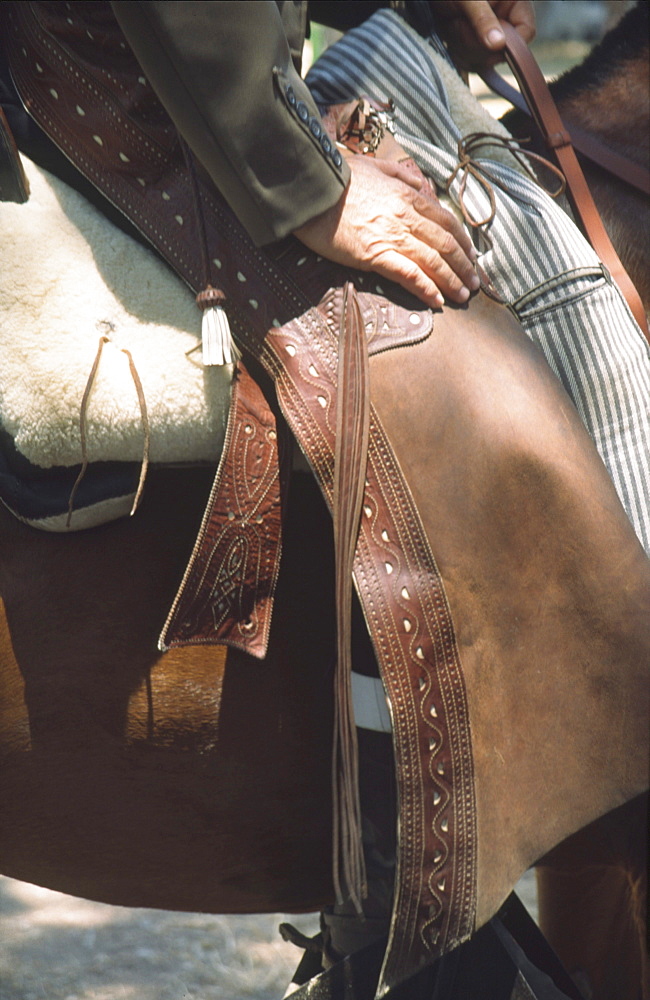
left=481, top=67, right=650, bottom=198
left=486, top=23, right=649, bottom=340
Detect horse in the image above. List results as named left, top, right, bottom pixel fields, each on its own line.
left=498, top=9, right=650, bottom=995
left=502, top=0, right=650, bottom=314
left=1, top=6, right=648, bottom=1000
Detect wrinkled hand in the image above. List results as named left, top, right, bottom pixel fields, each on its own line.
left=433, top=1, right=536, bottom=70
left=293, top=156, right=479, bottom=308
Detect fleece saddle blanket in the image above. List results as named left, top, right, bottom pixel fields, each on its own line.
left=0, top=154, right=233, bottom=529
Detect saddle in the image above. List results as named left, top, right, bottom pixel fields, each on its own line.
left=3, top=5, right=649, bottom=997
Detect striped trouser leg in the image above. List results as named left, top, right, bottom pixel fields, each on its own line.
left=307, top=9, right=650, bottom=553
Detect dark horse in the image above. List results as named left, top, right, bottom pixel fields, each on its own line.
left=1, top=7, right=648, bottom=1000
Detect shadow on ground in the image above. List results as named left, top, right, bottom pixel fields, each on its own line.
left=0, top=873, right=537, bottom=1000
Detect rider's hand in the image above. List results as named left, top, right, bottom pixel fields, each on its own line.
left=293, top=156, right=479, bottom=308
left=433, top=1, right=536, bottom=70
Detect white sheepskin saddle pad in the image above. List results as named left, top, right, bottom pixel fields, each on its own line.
left=0, top=156, right=232, bottom=473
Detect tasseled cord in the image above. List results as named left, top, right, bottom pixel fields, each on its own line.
left=179, top=135, right=241, bottom=369
left=196, top=285, right=240, bottom=367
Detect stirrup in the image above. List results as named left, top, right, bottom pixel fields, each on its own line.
left=279, top=922, right=326, bottom=996
left=281, top=894, right=584, bottom=999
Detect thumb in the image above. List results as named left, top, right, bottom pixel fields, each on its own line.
left=457, top=1, right=506, bottom=49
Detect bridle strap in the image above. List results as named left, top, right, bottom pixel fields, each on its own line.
left=496, top=23, right=649, bottom=340
left=480, top=66, right=650, bottom=198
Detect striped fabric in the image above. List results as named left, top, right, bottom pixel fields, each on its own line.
left=306, top=9, right=650, bottom=553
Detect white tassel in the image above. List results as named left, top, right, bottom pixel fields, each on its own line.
left=196, top=286, right=241, bottom=366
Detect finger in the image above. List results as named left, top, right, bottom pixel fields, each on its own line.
left=410, top=224, right=480, bottom=298
left=407, top=233, right=477, bottom=303
left=368, top=248, right=445, bottom=308
left=457, top=0, right=506, bottom=50
left=506, top=1, right=536, bottom=43
left=410, top=193, right=478, bottom=264
left=373, top=158, right=424, bottom=191
left=408, top=201, right=481, bottom=294
left=371, top=226, right=478, bottom=305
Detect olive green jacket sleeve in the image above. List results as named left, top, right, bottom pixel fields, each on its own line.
left=111, top=1, right=350, bottom=246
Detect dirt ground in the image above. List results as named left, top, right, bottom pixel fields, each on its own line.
left=0, top=876, right=318, bottom=1000
left=0, top=872, right=537, bottom=1000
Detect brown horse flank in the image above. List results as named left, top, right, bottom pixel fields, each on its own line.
left=1, top=7, right=649, bottom=1000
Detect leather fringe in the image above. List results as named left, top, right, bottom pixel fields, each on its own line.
left=331, top=282, right=371, bottom=911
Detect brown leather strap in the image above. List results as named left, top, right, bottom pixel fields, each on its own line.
left=480, top=66, right=650, bottom=197
left=500, top=22, right=649, bottom=340
left=0, top=107, right=29, bottom=203
left=331, top=282, right=371, bottom=911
